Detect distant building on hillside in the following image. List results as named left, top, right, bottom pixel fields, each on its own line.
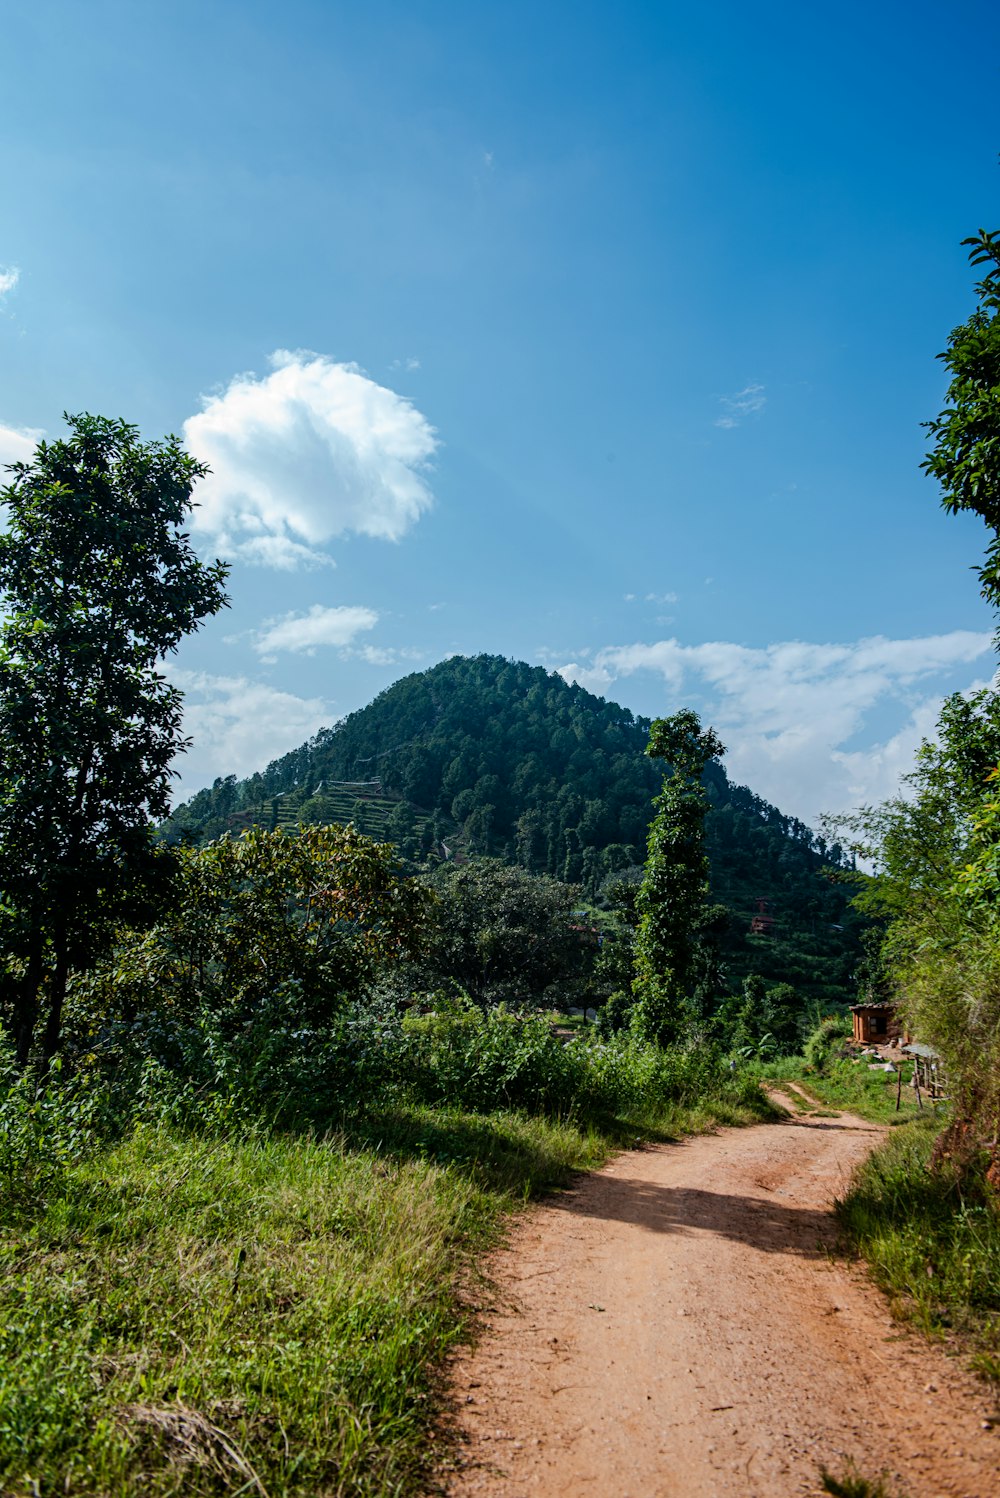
left=749, top=897, right=774, bottom=934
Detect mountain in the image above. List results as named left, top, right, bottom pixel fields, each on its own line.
left=168, top=654, right=865, bottom=1005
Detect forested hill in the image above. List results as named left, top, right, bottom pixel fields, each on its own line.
left=170, top=654, right=865, bottom=1005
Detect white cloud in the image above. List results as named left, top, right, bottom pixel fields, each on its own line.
left=347, top=643, right=426, bottom=667
left=0, top=424, right=43, bottom=529
left=183, top=350, right=438, bottom=569
left=557, top=630, right=996, bottom=824
left=0, top=421, right=42, bottom=470
left=252, top=604, right=378, bottom=657
left=715, top=383, right=766, bottom=428
left=0, top=267, right=19, bottom=299
left=170, top=670, right=331, bottom=804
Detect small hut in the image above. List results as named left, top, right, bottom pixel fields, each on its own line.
left=850, top=1001, right=901, bottom=1045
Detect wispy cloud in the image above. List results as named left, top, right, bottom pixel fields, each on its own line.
left=0, top=267, right=19, bottom=300
left=171, top=670, right=331, bottom=804
left=715, top=383, right=766, bottom=429
left=557, top=630, right=995, bottom=824
left=252, top=604, right=379, bottom=657
left=0, top=421, right=42, bottom=470
left=183, top=350, right=438, bottom=569
left=347, top=643, right=425, bottom=667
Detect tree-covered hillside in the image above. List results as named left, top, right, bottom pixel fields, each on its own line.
left=169, top=654, right=864, bottom=1004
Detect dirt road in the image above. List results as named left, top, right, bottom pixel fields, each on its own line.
left=444, top=1098, right=999, bottom=1497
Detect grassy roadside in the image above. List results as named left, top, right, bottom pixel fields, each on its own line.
left=763, top=1055, right=1000, bottom=1392
left=762, top=1054, right=924, bottom=1125
left=0, top=1096, right=765, bottom=1497
left=835, top=1117, right=1000, bottom=1390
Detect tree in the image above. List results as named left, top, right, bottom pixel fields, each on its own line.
left=420, top=858, right=587, bottom=1006
left=80, top=824, right=435, bottom=1032
left=923, top=228, right=1000, bottom=612
left=0, top=414, right=230, bottom=1067
left=832, top=220, right=1000, bottom=1180
left=632, top=710, right=726, bottom=1046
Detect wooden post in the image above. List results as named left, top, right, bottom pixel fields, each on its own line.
left=913, top=1062, right=924, bottom=1111
left=895, top=1065, right=902, bottom=1112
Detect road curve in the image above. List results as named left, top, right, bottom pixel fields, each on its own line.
left=443, top=1100, right=999, bottom=1497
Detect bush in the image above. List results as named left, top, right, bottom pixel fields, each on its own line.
left=803, top=1013, right=851, bottom=1073
left=399, top=1002, right=765, bottom=1124
left=0, top=1043, right=107, bottom=1202
left=593, top=989, right=633, bottom=1038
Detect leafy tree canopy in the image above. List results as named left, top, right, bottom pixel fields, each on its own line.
left=416, top=858, right=587, bottom=1007
left=0, top=415, right=230, bottom=1066
left=75, top=824, right=434, bottom=1037
left=923, top=228, right=1000, bottom=612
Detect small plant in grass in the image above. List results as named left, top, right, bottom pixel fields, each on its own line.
left=0, top=1041, right=106, bottom=1201
left=820, top=1463, right=903, bottom=1498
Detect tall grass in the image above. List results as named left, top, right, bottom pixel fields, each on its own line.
left=0, top=1110, right=610, bottom=1497
left=401, top=1006, right=771, bottom=1124
left=0, top=1036, right=767, bottom=1498
left=836, top=1117, right=1000, bottom=1384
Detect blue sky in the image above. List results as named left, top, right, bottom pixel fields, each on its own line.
left=2, top=0, right=999, bottom=824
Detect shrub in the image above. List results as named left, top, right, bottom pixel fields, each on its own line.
left=399, top=1003, right=764, bottom=1124
left=0, top=1043, right=106, bottom=1202
left=803, top=1013, right=851, bottom=1073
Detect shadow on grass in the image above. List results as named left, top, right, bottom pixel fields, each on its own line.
left=337, top=1093, right=779, bottom=1202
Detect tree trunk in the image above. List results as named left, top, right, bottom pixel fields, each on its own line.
left=14, top=937, right=44, bottom=1069
left=40, top=914, right=69, bottom=1075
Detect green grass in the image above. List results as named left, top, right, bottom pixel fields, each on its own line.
left=836, top=1116, right=1000, bottom=1385
left=762, top=1054, right=923, bottom=1125
left=0, top=1094, right=762, bottom=1497
left=820, top=1464, right=904, bottom=1498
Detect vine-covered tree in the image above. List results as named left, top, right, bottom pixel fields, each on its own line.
left=632, top=710, right=725, bottom=1046
left=0, top=415, right=230, bottom=1067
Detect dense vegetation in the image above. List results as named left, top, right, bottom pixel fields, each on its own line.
left=833, top=229, right=1000, bottom=1186
left=812, top=228, right=1000, bottom=1388
left=169, top=652, right=866, bottom=1010
left=0, top=811, right=771, bottom=1495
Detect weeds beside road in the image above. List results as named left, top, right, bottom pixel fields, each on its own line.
left=0, top=1090, right=766, bottom=1497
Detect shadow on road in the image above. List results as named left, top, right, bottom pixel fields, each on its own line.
left=549, top=1177, right=844, bottom=1256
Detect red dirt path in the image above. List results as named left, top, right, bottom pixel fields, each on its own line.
left=443, top=1097, right=999, bottom=1497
